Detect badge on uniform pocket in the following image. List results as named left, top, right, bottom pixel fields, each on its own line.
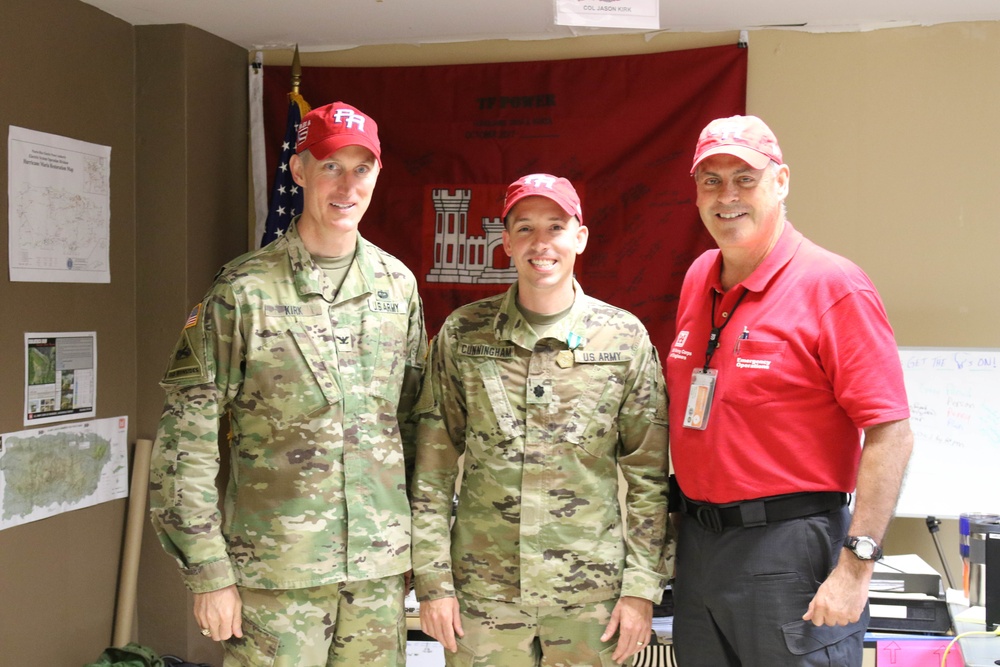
left=556, top=350, right=574, bottom=368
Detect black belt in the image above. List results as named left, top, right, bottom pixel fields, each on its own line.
left=680, top=491, right=848, bottom=533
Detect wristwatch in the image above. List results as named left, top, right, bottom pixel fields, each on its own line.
left=844, top=535, right=883, bottom=561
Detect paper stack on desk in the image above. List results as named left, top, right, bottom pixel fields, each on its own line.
left=871, top=554, right=944, bottom=596
left=868, top=554, right=950, bottom=634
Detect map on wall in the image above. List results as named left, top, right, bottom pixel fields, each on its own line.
left=7, top=125, right=111, bottom=283
left=0, top=416, right=128, bottom=531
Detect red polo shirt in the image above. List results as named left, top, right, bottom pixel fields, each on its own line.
left=666, top=222, right=910, bottom=504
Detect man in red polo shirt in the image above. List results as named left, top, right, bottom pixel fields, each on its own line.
left=666, top=115, right=913, bottom=666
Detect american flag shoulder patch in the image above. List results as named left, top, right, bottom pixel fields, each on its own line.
left=184, top=304, right=201, bottom=329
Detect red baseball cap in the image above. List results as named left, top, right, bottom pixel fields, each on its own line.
left=690, top=115, right=782, bottom=174
left=502, top=174, right=583, bottom=225
left=296, top=101, right=381, bottom=166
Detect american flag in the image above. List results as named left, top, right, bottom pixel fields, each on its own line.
left=184, top=304, right=201, bottom=329
left=261, top=93, right=310, bottom=246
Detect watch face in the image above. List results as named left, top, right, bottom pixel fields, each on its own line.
left=855, top=539, right=875, bottom=558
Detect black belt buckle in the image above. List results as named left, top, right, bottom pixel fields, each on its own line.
left=695, top=504, right=723, bottom=533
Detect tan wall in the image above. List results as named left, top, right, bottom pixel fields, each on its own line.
left=0, top=1, right=136, bottom=664
left=749, top=25, right=1000, bottom=350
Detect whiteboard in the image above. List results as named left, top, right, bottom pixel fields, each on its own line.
left=895, top=348, right=1000, bottom=518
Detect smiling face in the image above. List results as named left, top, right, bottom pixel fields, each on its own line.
left=694, top=153, right=789, bottom=259
left=502, top=195, right=589, bottom=314
left=290, top=145, right=380, bottom=253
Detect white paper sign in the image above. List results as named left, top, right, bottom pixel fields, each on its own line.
left=8, top=126, right=111, bottom=283
left=555, top=0, right=660, bottom=30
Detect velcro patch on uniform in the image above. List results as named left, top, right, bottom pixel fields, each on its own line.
left=367, top=296, right=406, bottom=314
left=263, top=304, right=323, bottom=317
left=459, top=344, right=515, bottom=359
left=184, top=304, right=201, bottom=329
left=164, top=364, right=203, bottom=381
left=573, top=350, right=633, bottom=363
left=334, top=327, right=353, bottom=352
left=162, top=329, right=208, bottom=384
left=527, top=378, right=553, bottom=404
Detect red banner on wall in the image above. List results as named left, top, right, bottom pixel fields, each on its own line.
left=263, top=45, right=746, bottom=354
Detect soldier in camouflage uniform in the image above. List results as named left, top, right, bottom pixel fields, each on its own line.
left=411, top=174, right=674, bottom=667
left=149, top=101, right=427, bottom=667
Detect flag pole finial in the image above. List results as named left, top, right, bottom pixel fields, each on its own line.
left=291, top=44, right=302, bottom=95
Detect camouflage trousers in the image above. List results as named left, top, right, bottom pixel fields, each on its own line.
left=223, top=574, right=406, bottom=667
left=446, top=593, right=632, bottom=667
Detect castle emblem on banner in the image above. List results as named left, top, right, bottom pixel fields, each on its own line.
left=425, top=188, right=517, bottom=284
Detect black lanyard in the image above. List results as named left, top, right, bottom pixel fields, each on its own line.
left=702, top=288, right=748, bottom=372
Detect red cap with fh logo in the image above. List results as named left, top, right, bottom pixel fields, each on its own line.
left=502, top=173, right=583, bottom=225
left=296, top=101, right=381, bottom=166
left=691, top=115, right=782, bottom=174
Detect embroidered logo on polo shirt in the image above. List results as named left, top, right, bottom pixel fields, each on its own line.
left=736, top=357, right=772, bottom=370
left=670, top=330, right=693, bottom=361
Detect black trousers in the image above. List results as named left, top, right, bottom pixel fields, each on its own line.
left=672, top=506, right=868, bottom=667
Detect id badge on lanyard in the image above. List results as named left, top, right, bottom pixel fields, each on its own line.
left=683, top=368, right=717, bottom=430
left=683, top=287, right=748, bottom=430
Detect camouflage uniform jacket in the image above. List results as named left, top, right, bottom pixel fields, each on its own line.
left=411, top=282, right=672, bottom=607
left=150, top=220, right=427, bottom=593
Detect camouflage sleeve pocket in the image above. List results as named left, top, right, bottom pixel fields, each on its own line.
left=149, top=437, right=179, bottom=504
left=650, top=347, right=669, bottom=425
left=412, top=368, right=437, bottom=415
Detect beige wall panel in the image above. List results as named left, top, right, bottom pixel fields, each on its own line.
left=134, top=24, right=247, bottom=663
left=0, top=0, right=135, bottom=664
left=748, top=26, right=1000, bottom=349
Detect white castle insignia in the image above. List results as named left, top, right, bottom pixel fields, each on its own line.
left=426, top=189, right=517, bottom=284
